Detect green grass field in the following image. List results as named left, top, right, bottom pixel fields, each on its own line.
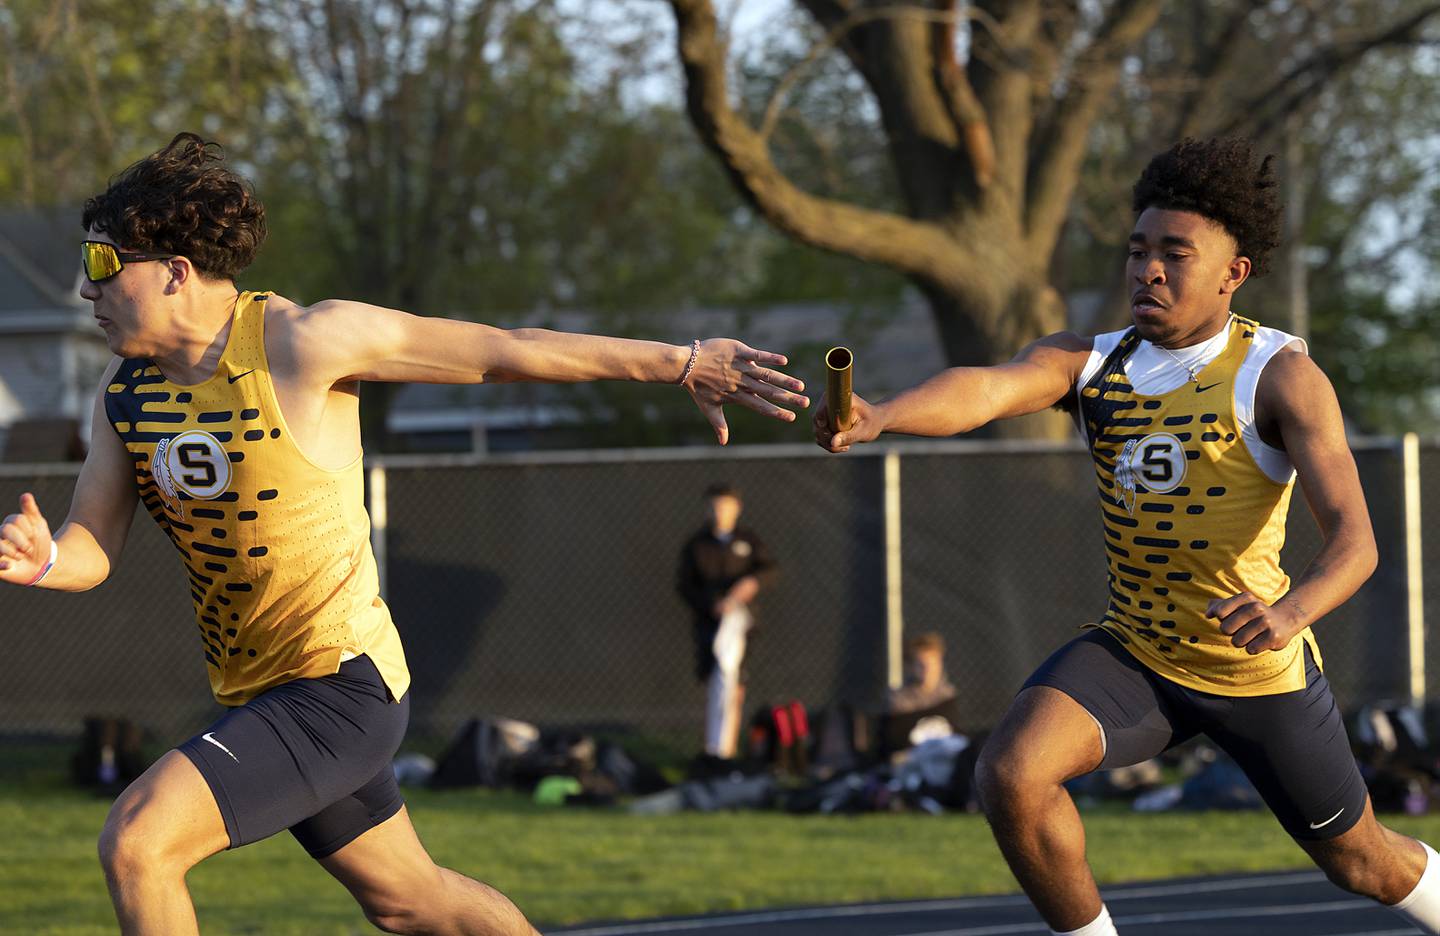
left=8, top=761, right=1440, bottom=936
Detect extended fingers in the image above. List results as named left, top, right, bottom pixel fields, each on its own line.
left=739, top=345, right=789, bottom=368
left=744, top=362, right=806, bottom=395
left=729, top=389, right=796, bottom=422
left=740, top=374, right=808, bottom=410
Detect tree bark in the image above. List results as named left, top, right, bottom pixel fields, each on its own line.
left=917, top=274, right=1072, bottom=438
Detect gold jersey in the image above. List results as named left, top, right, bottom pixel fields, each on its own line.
left=1078, top=314, right=1319, bottom=695
left=104, top=291, right=409, bottom=706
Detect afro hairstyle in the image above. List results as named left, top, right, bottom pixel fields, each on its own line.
left=1131, top=137, right=1282, bottom=277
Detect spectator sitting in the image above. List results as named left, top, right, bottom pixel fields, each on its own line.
left=884, top=633, right=964, bottom=753
left=889, top=633, right=958, bottom=714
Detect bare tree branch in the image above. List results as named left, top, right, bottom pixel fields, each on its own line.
left=670, top=0, right=983, bottom=293
left=794, top=0, right=875, bottom=87
left=1170, top=0, right=1262, bottom=140
left=1027, top=0, right=1080, bottom=122
left=761, top=1, right=996, bottom=192
left=968, top=0, right=1046, bottom=198
left=931, top=0, right=995, bottom=187
left=1024, top=0, right=1162, bottom=257
left=1214, top=2, right=1440, bottom=138
left=796, top=0, right=852, bottom=25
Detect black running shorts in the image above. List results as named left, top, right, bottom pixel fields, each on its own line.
left=178, top=655, right=409, bottom=858
left=1023, top=629, right=1369, bottom=841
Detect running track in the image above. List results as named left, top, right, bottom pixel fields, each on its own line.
left=549, top=870, right=1419, bottom=936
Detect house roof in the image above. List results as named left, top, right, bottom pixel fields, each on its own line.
left=0, top=207, right=91, bottom=335
left=0, top=207, right=86, bottom=308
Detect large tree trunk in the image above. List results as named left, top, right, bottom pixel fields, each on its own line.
left=919, top=277, right=1073, bottom=439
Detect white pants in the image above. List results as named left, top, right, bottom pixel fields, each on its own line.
left=704, top=607, right=751, bottom=757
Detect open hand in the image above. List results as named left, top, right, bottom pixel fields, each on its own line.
left=813, top=391, right=882, bottom=453
left=684, top=339, right=809, bottom=445
left=0, top=493, right=54, bottom=586
left=1207, top=591, right=1305, bottom=655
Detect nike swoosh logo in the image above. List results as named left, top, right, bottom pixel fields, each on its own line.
left=1309, top=807, right=1345, bottom=829
left=227, top=370, right=255, bottom=384
left=202, top=732, right=239, bottom=763
left=1195, top=382, right=1223, bottom=393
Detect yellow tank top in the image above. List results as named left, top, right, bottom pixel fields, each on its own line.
left=104, top=291, right=409, bottom=706
left=1079, top=314, right=1319, bottom=695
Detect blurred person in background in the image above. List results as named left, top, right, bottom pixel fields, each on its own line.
left=888, top=632, right=958, bottom=715
left=677, top=483, right=776, bottom=760
left=0, top=132, right=809, bottom=936
left=885, top=632, right=965, bottom=753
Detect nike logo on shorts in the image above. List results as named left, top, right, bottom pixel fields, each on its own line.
left=1309, top=807, right=1345, bottom=829
left=202, top=732, right=239, bottom=763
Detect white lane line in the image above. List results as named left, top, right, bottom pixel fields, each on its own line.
left=550, top=871, right=1330, bottom=935
left=891, top=899, right=1374, bottom=936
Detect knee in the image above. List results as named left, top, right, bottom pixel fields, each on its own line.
left=363, top=903, right=420, bottom=935
left=97, top=802, right=172, bottom=882
left=974, top=745, right=1048, bottom=818
left=1314, top=846, right=1393, bottom=901
left=359, top=880, right=446, bottom=934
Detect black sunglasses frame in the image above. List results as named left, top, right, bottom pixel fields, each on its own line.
left=81, top=240, right=176, bottom=282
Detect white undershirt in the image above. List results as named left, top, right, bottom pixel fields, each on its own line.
left=1121, top=323, right=1232, bottom=395
left=1074, top=318, right=1306, bottom=484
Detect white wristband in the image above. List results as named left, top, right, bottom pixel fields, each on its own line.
left=26, top=541, right=58, bottom=587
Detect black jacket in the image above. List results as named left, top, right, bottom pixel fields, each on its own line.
left=676, top=527, right=776, bottom=680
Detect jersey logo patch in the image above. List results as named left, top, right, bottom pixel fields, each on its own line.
left=1115, top=432, right=1188, bottom=515
left=152, top=430, right=233, bottom=517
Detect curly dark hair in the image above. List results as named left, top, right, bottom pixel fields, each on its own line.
left=1132, top=137, right=1282, bottom=277
left=82, top=132, right=266, bottom=281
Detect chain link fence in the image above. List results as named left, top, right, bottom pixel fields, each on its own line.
left=0, top=438, right=1433, bottom=750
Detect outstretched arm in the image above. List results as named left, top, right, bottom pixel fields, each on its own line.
left=284, top=299, right=809, bottom=445
left=1208, top=350, right=1378, bottom=653
left=0, top=363, right=139, bottom=591
left=813, top=332, right=1093, bottom=451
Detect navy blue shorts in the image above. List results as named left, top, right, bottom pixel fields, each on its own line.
left=1023, top=630, right=1368, bottom=841
left=178, top=655, right=409, bottom=858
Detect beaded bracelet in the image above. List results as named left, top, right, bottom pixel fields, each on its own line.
left=677, top=338, right=701, bottom=385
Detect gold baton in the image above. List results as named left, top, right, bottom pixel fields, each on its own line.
left=825, top=346, right=853, bottom=433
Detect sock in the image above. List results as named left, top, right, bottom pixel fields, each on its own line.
left=1391, top=841, right=1440, bottom=934
left=1052, top=904, right=1117, bottom=936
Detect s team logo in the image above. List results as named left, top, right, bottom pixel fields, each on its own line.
left=1114, top=432, right=1187, bottom=516
left=152, top=430, right=233, bottom=517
